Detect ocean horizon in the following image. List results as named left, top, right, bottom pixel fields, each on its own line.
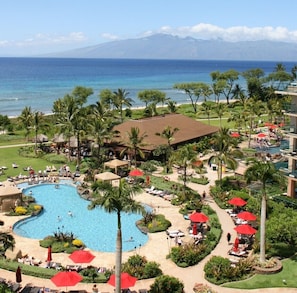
left=0, top=57, right=296, bottom=117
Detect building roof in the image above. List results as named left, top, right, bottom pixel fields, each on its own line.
left=112, top=113, right=219, bottom=151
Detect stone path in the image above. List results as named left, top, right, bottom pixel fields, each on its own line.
left=1, top=164, right=297, bottom=292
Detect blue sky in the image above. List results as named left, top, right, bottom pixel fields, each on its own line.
left=1, top=0, right=297, bottom=56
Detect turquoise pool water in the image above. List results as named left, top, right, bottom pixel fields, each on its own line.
left=13, top=183, right=148, bottom=252
left=256, top=139, right=289, bottom=155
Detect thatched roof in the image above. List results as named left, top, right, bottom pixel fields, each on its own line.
left=104, top=159, right=129, bottom=169
left=94, top=171, right=121, bottom=181
left=0, top=182, right=22, bottom=197
left=112, top=113, right=219, bottom=151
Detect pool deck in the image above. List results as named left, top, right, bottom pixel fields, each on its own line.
left=0, top=159, right=296, bottom=293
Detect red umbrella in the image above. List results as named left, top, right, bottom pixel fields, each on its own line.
left=234, top=224, right=257, bottom=235
left=189, top=212, right=209, bottom=223
left=230, top=132, right=240, bottom=138
left=257, top=133, right=266, bottom=138
left=129, top=169, right=144, bottom=176
left=47, top=245, right=52, bottom=262
left=237, top=211, right=257, bottom=221
left=228, top=197, right=247, bottom=207
left=69, top=250, right=95, bottom=264
left=108, top=272, right=137, bottom=289
left=51, top=271, right=82, bottom=291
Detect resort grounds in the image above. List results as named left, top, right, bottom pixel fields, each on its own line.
left=1, top=151, right=297, bottom=293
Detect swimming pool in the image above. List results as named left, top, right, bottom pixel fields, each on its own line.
left=256, top=139, right=289, bottom=155
left=13, top=183, right=148, bottom=252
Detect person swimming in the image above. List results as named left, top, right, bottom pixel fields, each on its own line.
left=125, top=236, right=134, bottom=242
left=68, top=211, right=73, bottom=217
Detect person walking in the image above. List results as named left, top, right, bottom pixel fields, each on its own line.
left=227, top=232, right=231, bottom=244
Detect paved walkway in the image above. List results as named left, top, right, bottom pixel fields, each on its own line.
left=1, top=164, right=297, bottom=293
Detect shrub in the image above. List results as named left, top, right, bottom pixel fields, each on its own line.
left=137, top=214, right=171, bottom=233
left=193, top=283, right=217, bottom=293
left=204, top=256, right=254, bottom=285
left=121, top=255, right=162, bottom=279
left=149, top=275, right=184, bottom=293
left=72, top=239, right=84, bottom=247
left=170, top=243, right=208, bottom=267
left=15, top=206, right=27, bottom=215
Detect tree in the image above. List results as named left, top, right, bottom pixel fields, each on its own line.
left=53, top=86, right=93, bottom=165
left=220, top=69, right=240, bottom=104
left=209, top=127, right=242, bottom=183
left=0, top=232, right=15, bottom=255
left=244, top=161, right=284, bottom=263
left=18, top=106, right=33, bottom=141
left=32, top=111, right=47, bottom=154
left=149, top=275, right=184, bottom=293
left=199, top=101, right=213, bottom=125
left=213, top=102, right=227, bottom=127
left=171, top=144, right=197, bottom=191
left=173, top=82, right=204, bottom=113
left=89, top=180, right=144, bottom=293
left=155, top=126, right=179, bottom=172
left=120, top=127, right=147, bottom=167
left=112, top=88, right=134, bottom=122
left=166, top=100, right=177, bottom=113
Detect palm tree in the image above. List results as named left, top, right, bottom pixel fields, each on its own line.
left=213, top=102, right=226, bottom=127
left=209, top=127, right=242, bottom=183
left=120, top=127, right=147, bottom=167
left=53, top=87, right=92, bottom=165
left=32, top=111, right=47, bottom=154
left=244, top=161, right=284, bottom=263
left=89, top=180, right=145, bottom=293
left=171, top=144, right=197, bottom=191
left=0, top=232, right=15, bottom=255
left=18, top=106, right=33, bottom=141
left=156, top=126, right=179, bottom=172
left=112, top=89, right=134, bottom=122
left=199, top=101, right=213, bottom=125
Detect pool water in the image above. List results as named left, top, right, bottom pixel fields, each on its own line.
left=13, top=183, right=148, bottom=252
left=256, top=139, right=289, bottom=155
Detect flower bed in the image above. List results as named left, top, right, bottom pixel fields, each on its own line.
left=253, top=257, right=282, bottom=274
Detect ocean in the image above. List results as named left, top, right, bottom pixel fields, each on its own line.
left=0, top=58, right=296, bottom=117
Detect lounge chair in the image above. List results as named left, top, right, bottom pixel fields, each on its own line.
left=145, top=186, right=155, bottom=193
left=166, top=229, right=185, bottom=238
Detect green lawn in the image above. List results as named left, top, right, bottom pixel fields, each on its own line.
left=224, top=257, right=297, bottom=289
left=0, top=146, right=75, bottom=180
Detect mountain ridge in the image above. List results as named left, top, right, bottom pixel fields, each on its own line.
left=43, top=33, right=297, bottom=61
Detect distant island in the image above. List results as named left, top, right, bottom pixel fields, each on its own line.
left=42, top=33, right=297, bottom=61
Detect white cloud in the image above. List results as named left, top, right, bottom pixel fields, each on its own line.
left=0, top=32, right=87, bottom=48
left=154, top=23, right=297, bottom=43
left=101, top=33, right=120, bottom=41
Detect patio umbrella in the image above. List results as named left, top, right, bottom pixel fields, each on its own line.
left=234, top=237, right=239, bottom=250
left=47, top=245, right=52, bottom=262
left=69, top=250, right=95, bottom=264
left=16, top=266, right=22, bottom=283
left=192, top=224, right=197, bottom=235
left=228, top=197, right=247, bottom=207
left=234, top=224, right=257, bottom=235
left=51, top=271, right=82, bottom=291
left=108, top=272, right=137, bottom=289
left=237, top=211, right=257, bottom=221
left=257, top=133, right=266, bottom=138
left=189, top=212, right=209, bottom=223
left=129, top=169, right=144, bottom=176
left=230, top=132, right=240, bottom=138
